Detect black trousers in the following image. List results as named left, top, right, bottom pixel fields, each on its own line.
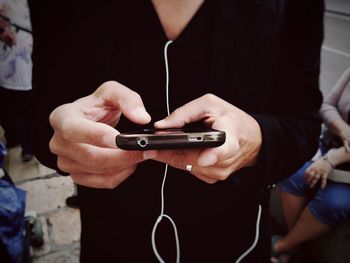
left=0, top=87, right=32, bottom=154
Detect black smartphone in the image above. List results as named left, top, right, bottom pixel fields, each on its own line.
left=116, top=127, right=226, bottom=150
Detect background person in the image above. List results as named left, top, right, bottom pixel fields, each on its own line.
left=0, top=0, right=33, bottom=162
left=272, top=66, right=350, bottom=263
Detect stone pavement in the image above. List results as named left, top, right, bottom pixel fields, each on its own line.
left=3, top=144, right=81, bottom=263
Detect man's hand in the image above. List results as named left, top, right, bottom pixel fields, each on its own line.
left=0, top=19, right=16, bottom=46
left=152, top=94, right=262, bottom=184
left=49, top=81, right=157, bottom=189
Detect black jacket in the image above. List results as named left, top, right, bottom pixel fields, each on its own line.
left=28, top=1, right=324, bottom=262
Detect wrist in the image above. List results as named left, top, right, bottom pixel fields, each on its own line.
left=322, top=152, right=336, bottom=168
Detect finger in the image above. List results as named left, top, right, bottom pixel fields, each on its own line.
left=321, top=173, right=328, bottom=189
left=152, top=149, right=202, bottom=169
left=195, top=117, right=238, bottom=167
left=93, top=81, right=151, bottom=124
left=50, top=114, right=120, bottom=148
left=154, top=120, right=237, bottom=168
left=164, top=159, right=233, bottom=183
left=154, top=94, right=226, bottom=129
left=50, top=135, right=156, bottom=168
left=57, top=156, right=130, bottom=175
left=310, top=173, right=320, bottom=188
left=197, top=140, right=239, bottom=167
left=194, top=166, right=235, bottom=181
left=192, top=173, right=218, bottom=184
left=176, top=164, right=218, bottom=184
left=305, top=168, right=314, bottom=184
left=70, top=166, right=137, bottom=189
left=50, top=81, right=151, bottom=147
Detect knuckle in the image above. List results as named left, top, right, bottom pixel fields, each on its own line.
left=171, top=109, right=182, bottom=121
left=49, top=137, right=58, bottom=154
left=205, top=178, right=218, bottom=184
left=103, top=80, right=117, bottom=87
left=203, top=93, right=216, bottom=101
left=215, top=169, right=231, bottom=181
left=48, top=110, right=57, bottom=127
left=220, top=158, right=234, bottom=169
left=49, top=104, right=70, bottom=130
left=58, top=118, right=74, bottom=141
left=98, top=81, right=114, bottom=93
left=56, top=158, right=69, bottom=173
left=81, top=148, right=100, bottom=167
left=105, top=178, right=119, bottom=189
left=70, top=174, right=81, bottom=185
left=96, top=81, right=119, bottom=98
left=105, top=167, right=135, bottom=189
left=218, top=146, right=232, bottom=161
left=203, top=93, right=217, bottom=102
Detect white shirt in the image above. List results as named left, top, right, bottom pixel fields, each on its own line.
left=0, top=0, right=32, bottom=91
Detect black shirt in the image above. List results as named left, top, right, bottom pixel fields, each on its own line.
left=28, top=1, right=324, bottom=262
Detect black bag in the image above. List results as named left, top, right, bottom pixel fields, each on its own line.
left=320, top=127, right=343, bottom=151
left=320, top=127, right=350, bottom=171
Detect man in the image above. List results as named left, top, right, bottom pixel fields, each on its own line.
left=28, top=0, right=324, bottom=262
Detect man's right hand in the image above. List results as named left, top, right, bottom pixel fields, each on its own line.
left=49, top=81, right=157, bottom=189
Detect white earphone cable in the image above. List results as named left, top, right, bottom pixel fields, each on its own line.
left=164, top=40, right=172, bottom=116
left=150, top=39, right=261, bottom=263
left=151, top=40, right=180, bottom=263
left=235, top=204, right=262, bottom=263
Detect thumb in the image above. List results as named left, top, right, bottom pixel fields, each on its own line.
left=154, top=95, right=219, bottom=129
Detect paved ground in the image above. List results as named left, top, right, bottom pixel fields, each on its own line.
left=326, top=0, right=350, bottom=15
left=1, top=5, right=349, bottom=263
left=1, top=144, right=81, bottom=263
left=321, top=11, right=350, bottom=94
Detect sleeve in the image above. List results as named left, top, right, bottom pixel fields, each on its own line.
left=249, top=0, right=324, bottom=186
left=319, top=67, right=350, bottom=126
left=26, top=0, right=79, bottom=174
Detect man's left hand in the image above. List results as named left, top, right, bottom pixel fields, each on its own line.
left=152, top=94, right=262, bottom=184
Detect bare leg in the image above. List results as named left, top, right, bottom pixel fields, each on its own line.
left=274, top=207, right=331, bottom=254
left=271, top=191, right=307, bottom=262
left=280, top=191, right=307, bottom=229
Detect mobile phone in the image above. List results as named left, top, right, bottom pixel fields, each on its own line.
left=116, top=127, right=226, bottom=150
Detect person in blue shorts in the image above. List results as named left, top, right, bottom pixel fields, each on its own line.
left=272, top=67, right=350, bottom=263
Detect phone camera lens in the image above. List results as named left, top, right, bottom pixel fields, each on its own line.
left=137, top=137, right=149, bottom=148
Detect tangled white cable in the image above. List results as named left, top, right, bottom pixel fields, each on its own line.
left=151, top=40, right=180, bottom=263
left=150, top=40, right=262, bottom=263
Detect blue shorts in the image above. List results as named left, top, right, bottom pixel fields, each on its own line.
left=281, top=161, right=350, bottom=226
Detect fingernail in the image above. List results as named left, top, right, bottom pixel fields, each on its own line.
left=143, top=150, right=158, bottom=160
left=198, top=153, right=217, bottom=167
left=154, top=120, right=165, bottom=128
